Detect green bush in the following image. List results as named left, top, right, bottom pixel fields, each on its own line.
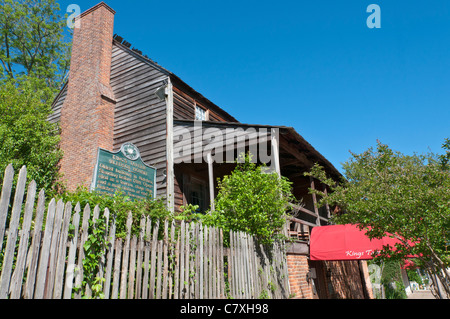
left=59, top=187, right=172, bottom=239
left=203, top=153, right=294, bottom=246
left=0, top=76, right=63, bottom=193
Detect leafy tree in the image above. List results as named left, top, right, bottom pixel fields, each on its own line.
left=439, top=138, right=450, bottom=169
left=203, top=154, right=294, bottom=245
left=0, top=0, right=71, bottom=192
left=0, top=76, right=63, bottom=192
left=0, top=0, right=71, bottom=90
left=305, top=141, right=450, bottom=298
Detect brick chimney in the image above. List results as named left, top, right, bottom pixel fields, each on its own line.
left=59, top=2, right=116, bottom=191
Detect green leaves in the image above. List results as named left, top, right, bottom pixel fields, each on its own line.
left=0, top=0, right=71, bottom=89
left=80, top=215, right=108, bottom=299
left=60, top=187, right=173, bottom=239
left=306, top=140, right=450, bottom=276
left=0, top=76, right=63, bottom=193
left=204, top=153, right=294, bottom=245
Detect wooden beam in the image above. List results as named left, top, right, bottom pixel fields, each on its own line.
left=166, top=78, right=174, bottom=212
left=309, top=176, right=320, bottom=225
left=285, top=242, right=309, bottom=255
left=288, top=203, right=320, bottom=223
left=323, top=186, right=331, bottom=219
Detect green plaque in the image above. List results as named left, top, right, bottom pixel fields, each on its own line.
left=92, top=143, right=157, bottom=200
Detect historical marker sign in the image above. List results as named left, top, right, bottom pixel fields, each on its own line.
left=92, top=143, right=157, bottom=200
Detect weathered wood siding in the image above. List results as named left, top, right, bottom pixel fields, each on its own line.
left=49, top=83, right=68, bottom=124
left=110, top=43, right=169, bottom=198
left=172, top=85, right=236, bottom=122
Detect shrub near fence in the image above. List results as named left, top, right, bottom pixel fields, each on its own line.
left=0, top=164, right=290, bottom=299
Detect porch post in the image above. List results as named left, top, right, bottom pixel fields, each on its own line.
left=271, top=128, right=281, bottom=177
left=207, top=152, right=215, bottom=211
left=166, top=78, right=174, bottom=212
left=309, top=176, right=321, bottom=225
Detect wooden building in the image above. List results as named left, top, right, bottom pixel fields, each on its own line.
left=50, top=2, right=371, bottom=299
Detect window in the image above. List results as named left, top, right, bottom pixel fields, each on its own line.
left=195, top=105, right=206, bottom=121
left=189, top=180, right=207, bottom=213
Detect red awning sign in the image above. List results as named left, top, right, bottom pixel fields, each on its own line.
left=310, top=224, right=414, bottom=261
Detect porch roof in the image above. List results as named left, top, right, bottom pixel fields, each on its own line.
left=173, top=119, right=342, bottom=181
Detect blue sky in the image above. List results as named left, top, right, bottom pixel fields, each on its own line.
left=59, top=0, right=450, bottom=173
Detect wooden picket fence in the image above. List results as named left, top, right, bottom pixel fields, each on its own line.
left=229, top=231, right=290, bottom=299
left=0, top=164, right=290, bottom=299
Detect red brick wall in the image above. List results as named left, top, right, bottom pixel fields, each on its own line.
left=287, top=254, right=314, bottom=299
left=59, top=3, right=116, bottom=191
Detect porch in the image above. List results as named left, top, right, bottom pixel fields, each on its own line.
left=171, top=119, right=341, bottom=223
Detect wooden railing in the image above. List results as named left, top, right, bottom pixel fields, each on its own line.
left=285, top=216, right=311, bottom=243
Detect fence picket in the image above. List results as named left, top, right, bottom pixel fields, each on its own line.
left=128, top=235, right=137, bottom=299
left=9, top=180, right=36, bottom=298
left=219, top=228, right=224, bottom=299
left=53, top=201, right=73, bottom=299
left=229, top=231, right=235, bottom=299
left=199, top=224, right=204, bottom=299
left=168, top=220, right=175, bottom=299
left=111, top=238, right=122, bottom=299
left=73, top=204, right=90, bottom=298
left=0, top=164, right=14, bottom=253
left=24, top=189, right=46, bottom=299
left=135, top=217, right=145, bottom=299
left=162, top=219, right=169, bottom=299
left=44, top=199, right=65, bottom=298
left=103, top=209, right=116, bottom=299
left=141, top=217, right=151, bottom=299
left=119, top=212, right=132, bottom=299
left=193, top=223, right=199, bottom=299
left=63, top=204, right=81, bottom=299
left=203, top=225, right=209, bottom=299
left=34, top=198, right=56, bottom=299
left=149, top=220, right=159, bottom=299
left=173, top=224, right=180, bottom=299
left=178, top=220, right=185, bottom=299
left=98, top=208, right=110, bottom=281
left=156, top=239, right=163, bottom=299
left=213, top=227, right=217, bottom=298
left=189, top=223, right=195, bottom=299
left=0, top=166, right=27, bottom=299
left=184, top=222, right=191, bottom=299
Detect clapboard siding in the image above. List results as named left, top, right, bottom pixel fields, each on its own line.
left=173, top=90, right=195, bottom=120
left=49, top=83, right=68, bottom=124
left=110, top=43, right=169, bottom=198
left=173, top=86, right=234, bottom=123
